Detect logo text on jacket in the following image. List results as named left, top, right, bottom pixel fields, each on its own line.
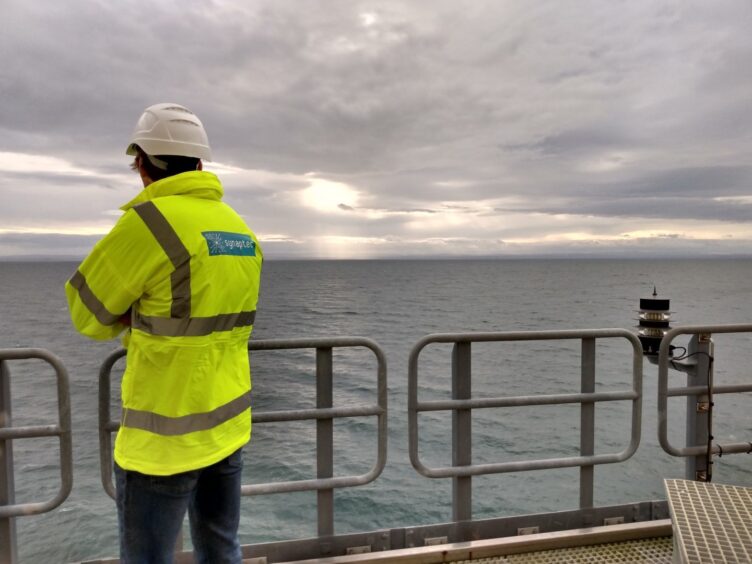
left=202, top=231, right=256, bottom=257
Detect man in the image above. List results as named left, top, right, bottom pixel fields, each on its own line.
left=66, top=103, right=263, bottom=563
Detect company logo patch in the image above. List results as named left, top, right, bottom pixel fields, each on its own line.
left=202, top=231, right=256, bottom=257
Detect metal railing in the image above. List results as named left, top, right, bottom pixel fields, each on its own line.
left=657, top=324, right=752, bottom=480
left=0, top=349, right=73, bottom=564
left=4, top=325, right=752, bottom=561
left=408, top=329, right=644, bottom=522
left=99, top=337, right=387, bottom=537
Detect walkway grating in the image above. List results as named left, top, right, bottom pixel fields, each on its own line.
left=453, top=537, right=672, bottom=563
left=665, top=479, right=752, bottom=564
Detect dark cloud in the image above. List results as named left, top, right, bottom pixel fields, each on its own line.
left=524, top=125, right=640, bottom=156
left=627, top=166, right=752, bottom=198
left=501, top=197, right=752, bottom=224
left=1, top=170, right=122, bottom=188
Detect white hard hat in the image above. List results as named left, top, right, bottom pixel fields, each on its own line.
left=126, top=103, right=212, bottom=161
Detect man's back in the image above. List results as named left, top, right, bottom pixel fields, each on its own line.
left=115, top=171, right=261, bottom=475
left=66, top=103, right=260, bottom=563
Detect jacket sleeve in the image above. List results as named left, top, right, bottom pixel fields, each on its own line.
left=65, top=210, right=154, bottom=340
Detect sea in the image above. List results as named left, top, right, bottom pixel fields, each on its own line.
left=1, top=258, right=751, bottom=563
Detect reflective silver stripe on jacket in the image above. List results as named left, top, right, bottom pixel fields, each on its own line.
left=122, top=391, right=252, bottom=436
left=132, top=200, right=256, bottom=337
left=133, top=310, right=256, bottom=337
left=133, top=201, right=191, bottom=318
left=69, top=270, right=122, bottom=325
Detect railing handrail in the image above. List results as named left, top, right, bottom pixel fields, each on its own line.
left=0, top=348, right=73, bottom=520
left=657, top=324, right=752, bottom=458
left=244, top=337, right=388, bottom=496
left=409, top=328, right=643, bottom=478
left=408, top=328, right=643, bottom=520
left=99, top=337, right=388, bottom=530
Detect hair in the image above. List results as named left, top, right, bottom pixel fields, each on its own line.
left=130, top=145, right=200, bottom=182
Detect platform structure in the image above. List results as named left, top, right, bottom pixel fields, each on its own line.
left=665, top=479, right=752, bottom=564
left=257, top=520, right=674, bottom=564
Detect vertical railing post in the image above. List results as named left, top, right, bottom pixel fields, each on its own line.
left=451, top=342, right=472, bottom=522
left=580, top=338, right=595, bottom=509
left=0, top=360, right=18, bottom=564
left=316, top=347, right=334, bottom=537
left=686, top=334, right=713, bottom=481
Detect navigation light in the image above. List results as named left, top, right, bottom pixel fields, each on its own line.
left=637, top=286, right=673, bottom=356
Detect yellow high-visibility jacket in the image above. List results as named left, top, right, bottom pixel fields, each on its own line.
left=66, top=171, right=262, bottom=475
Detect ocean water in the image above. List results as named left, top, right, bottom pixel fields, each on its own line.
left=1, top=258, right=751, bottom=562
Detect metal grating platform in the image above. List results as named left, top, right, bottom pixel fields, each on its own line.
left=665, top=479, right=752, bottom=564
left=454, top=537, right=673, bottom=563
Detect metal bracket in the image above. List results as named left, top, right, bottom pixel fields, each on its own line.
left=697, top=402, right=710, bottom=413
left=603, top=516, right=625, bottom=526
left=518, top=526, right=540, bottom=536
left=346, top=545, right=371, bottom=555
left=424, top=536, right=448, bottom=546
left=405, top=528, right=415, bottom=548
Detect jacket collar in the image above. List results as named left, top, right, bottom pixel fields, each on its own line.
left=120, top=171, right=224, bottom=211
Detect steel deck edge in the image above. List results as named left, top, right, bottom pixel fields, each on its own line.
left=272, top=519, right=673, bottom=564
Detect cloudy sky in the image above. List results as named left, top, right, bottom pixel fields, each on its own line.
left=2, top=0, right=752, bottom=259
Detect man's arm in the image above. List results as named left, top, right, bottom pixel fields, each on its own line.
left=65, top=211, right=146, bottom=340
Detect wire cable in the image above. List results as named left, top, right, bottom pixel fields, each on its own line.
left=705, top=353, right=715, bottom=482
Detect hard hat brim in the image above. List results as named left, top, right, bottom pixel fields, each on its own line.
left=125, top=139, right=212, bottom=161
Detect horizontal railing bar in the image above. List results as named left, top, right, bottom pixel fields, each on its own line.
left=416, top=391, right=637, bottom=412
left=662, top=323, right=752, bottom=337
left=0, top=349, right=67, bottom=362
left=0, top=492, right=71, bottom=520
left=672, top=442, right=752, bottom=457
left=418, top=451, right=633, bottom=479
left=411, top=329, right=639, bottom=348
left=242, top=471, right=378, bottom=496
left=667, top=384, right=752, bottom=397
left=249, top=337, right=383, bottom=351
left=252, top=405, right=384, bottom=423
left=0, top=425, right=62, bottom=440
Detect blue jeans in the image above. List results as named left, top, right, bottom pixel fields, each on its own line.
left=115, top=449, right=243, bottom=564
